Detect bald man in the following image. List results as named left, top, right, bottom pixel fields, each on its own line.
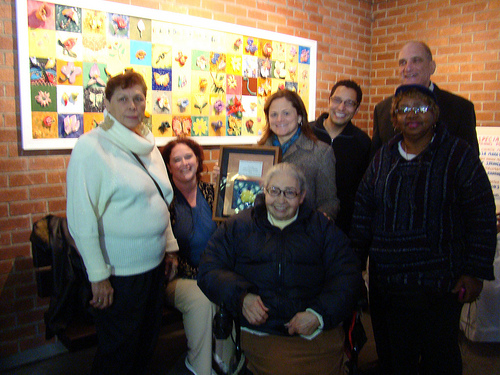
left=371, top=40, right=478, bottom=157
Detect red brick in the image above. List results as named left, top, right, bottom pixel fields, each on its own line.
left=0, top=128, right=18, bottom=143
left=460, top=62, right=485, bottom=72
left=12, top=256, right=34, bottom=272
left=0, top=259, right=14, bottom=274
left=0, top=325, right=36, bottom=342
left=9, top=270, right=35, bottom=290
left=18, top=309, right=45, bottom=326
left=9, top=172, right=47, bottom=187
left=29, top=157, right=66, bottom=171
left=0, top=243, right=31, bottom=260
left=10, top=201, right=47, bottom=216
left=0, top=159, right=28, bottom=173
left=46, top=201, right=66, bottom=215
left=0, top=232, right=11, bottom=247
left=15, top=284, right=38, bottom=299
left=46, top=170, right=67, bottom=184
left=472, top=51, right=498, bottom=62
left=29, top=185, right=65, bottom=200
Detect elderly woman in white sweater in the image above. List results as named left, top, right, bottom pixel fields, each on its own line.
left=66, top=71, right=178, bottom=375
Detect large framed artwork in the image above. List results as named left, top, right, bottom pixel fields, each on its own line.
left=16, top=0, right=317, bottom=150
left=213, top=145, right=280, bottom=221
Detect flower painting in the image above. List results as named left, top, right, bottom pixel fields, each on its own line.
left=20, top=0, right=314, bottom=148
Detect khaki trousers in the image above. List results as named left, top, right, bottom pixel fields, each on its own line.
left=167, top=278, right=235, bottom=375
left=167, top=278, right=216, bottom=375
left=241, top=325, right=345, bottom=375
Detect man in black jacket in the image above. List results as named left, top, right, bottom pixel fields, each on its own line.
left=310, top=80, right=371, bottom=235
left=371, top=40, right=478, bottom=157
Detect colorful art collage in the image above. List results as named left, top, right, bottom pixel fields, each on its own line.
left=26, top=0, right=313, bottom=143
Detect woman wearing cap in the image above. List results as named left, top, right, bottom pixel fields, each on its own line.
left=350, top=84, right=497, bottom=374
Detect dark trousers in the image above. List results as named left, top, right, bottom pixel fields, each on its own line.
left=91, top=261, right=165, bottom=375
left=369, top=283, right=463, bottom=375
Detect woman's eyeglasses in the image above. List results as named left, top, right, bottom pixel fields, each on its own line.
left=395, top=105, right=430, bottom=115
left=266, top=186, right=300, bottom=199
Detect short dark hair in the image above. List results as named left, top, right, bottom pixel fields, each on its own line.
left=258, top=89, right=317, bottom=145
left=105, top=70, right=147, bottom=101
left=329, top=80, right=362, bottom=107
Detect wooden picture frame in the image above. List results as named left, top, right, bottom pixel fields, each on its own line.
left=213, top=145, right=280, bottom=221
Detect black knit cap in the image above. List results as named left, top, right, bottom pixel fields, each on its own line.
left=395, top=84, right=437, bottom=103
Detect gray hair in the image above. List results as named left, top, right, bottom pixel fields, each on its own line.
left=263, top=162, right=307, bottom=192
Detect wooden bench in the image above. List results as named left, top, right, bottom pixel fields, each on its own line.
left=30, top=215, right=182, bottom=352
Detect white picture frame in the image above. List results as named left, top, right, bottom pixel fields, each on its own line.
left=16, top=0, right=317, bottom=150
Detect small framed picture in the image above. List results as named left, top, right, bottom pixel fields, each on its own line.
left=213, top=145, right=281, bottom=221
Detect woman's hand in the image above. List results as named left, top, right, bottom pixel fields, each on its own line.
left=242, top=293, right=269, bottom=325
left=452, top=275, right=483, bottom=303
left=285, top=311, right=320, bottom=336
left=90, top=279, right=114, bottom=309
left=165, top=252, right=179, bottom=281
left=213, top=162, right=220, bottom=178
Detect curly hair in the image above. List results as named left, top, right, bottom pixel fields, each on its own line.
left=160, top=137, right=205, bottom=182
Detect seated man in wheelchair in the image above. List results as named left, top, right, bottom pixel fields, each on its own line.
left=198, top=162, right=363, bottom=375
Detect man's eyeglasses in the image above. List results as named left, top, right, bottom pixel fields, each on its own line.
left=395, top=105, right=430, bottom=115
left=266, top=186, right=300, bottom=199
left=330, top=96, right=358, bottom=110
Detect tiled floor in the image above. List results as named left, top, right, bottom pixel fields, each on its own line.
left=3, top=312, right=500, bottom=374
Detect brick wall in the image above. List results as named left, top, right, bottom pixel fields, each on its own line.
left=370, top=0, right=500, bottom=127
left=1, top=0, right=499, bottom=359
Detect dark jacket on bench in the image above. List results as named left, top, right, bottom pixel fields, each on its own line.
left=31, top=215, right=94, bottom=340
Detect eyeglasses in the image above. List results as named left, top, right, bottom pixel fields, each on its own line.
left=266, top=186, right=300, bottom=199
left=395, top=105, right=430, bottom=115
left=330, top=96, right=358, bottom=110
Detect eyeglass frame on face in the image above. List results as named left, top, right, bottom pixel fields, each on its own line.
left=265, top=186, right=301, bottom=199
left=395, top=105, right=431, bottom=115
left=330, top=96, right=358, bottom=111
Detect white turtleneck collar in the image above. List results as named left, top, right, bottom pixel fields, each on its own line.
left=99, top=110, right=155, bottom=155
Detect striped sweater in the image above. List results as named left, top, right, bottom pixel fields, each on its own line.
left=350, top=124, right=496, bottom=292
